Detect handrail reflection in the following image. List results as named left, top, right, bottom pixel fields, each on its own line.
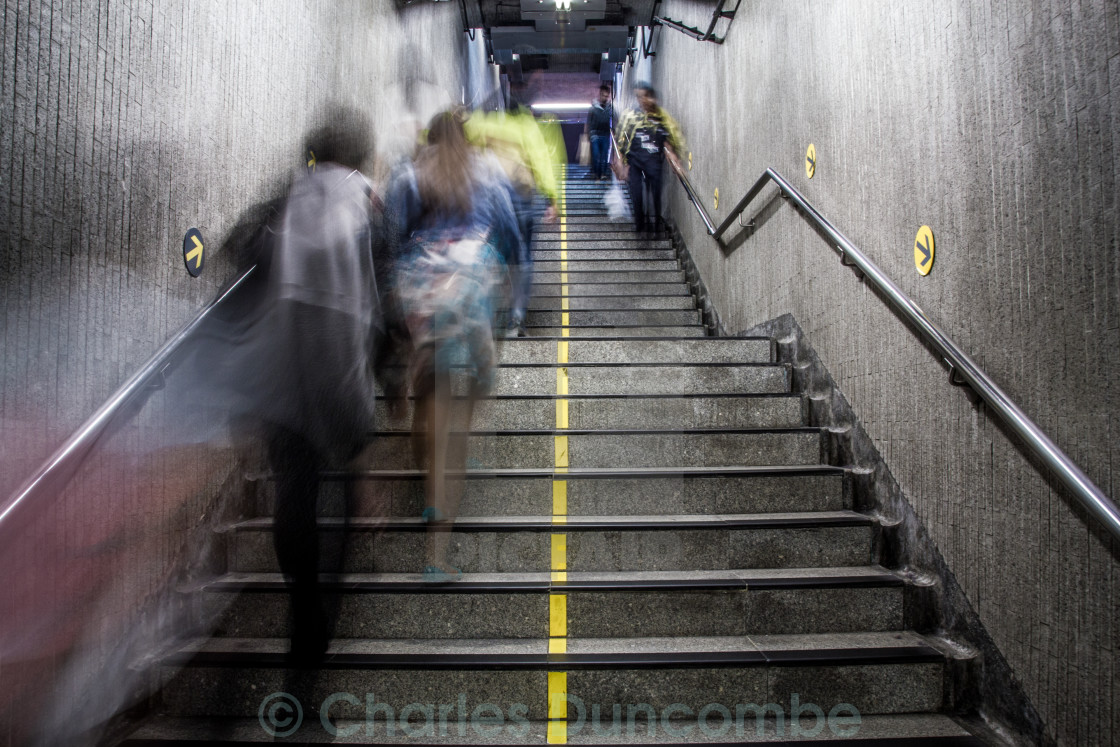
left=0, top=266, right=257, bottom=534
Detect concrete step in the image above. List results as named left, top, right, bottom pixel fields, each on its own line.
left=519, top=324, right=703, bottom=340
left=540, top=204, right=629, bottom=213
left=533, top=271, right=686, bottom=284
left=522, top=324, right=707, bottom=337
left=389, top=393, right=799, bottom=431
left=282, top=463, right=845, bottom=512
left=532, top=259, right=680, bottom=272
left=532, top=249, right=675, bottom=261
left=534, top=239, right=673, bottom=249
left=525, top=309, right=700, bottom=326
left=156, top=632, right=947, bottom=719
left=554, top=215, right=635, bottom=225
left=201, top=566, right=904, bottom=640
left=374, top=394, right=800, bottom=431
left=535, top=225, right=640, bottom=234
left=482, top=363, right=789, bottom=396
left=534, top=230, right=649, bottom=241
left=527, top=295, right=695, bottom=311
left=528, top=283, right=685, bottom=297
left=496, top=338, right=771, bottom=364
left=121, top=712, right=984, bottom=744
left=225, top=511, right=871, bottom=574
left=555, top=208, right=619, bottom=215
left=532, top=282, right=689, bottom=295
left=362, top=428, right=823, bottom=470
left=256, top=466, right=849, bottom=519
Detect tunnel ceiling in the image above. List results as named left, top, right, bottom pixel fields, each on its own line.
left=466, top=0, right=658, bottom=28
left=463, top=0, right=659, bottom=60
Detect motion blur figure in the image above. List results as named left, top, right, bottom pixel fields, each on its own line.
left=614, top=82, right=686, bottom=237
left=464, top=90, right=561, bottom=336
left=231, top=106, right=384, bottom=662
left=388, top=110, right=521, bottom=580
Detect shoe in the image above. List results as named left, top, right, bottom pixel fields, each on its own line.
left=421, top=506, right=446, bottom=523
left=516, top=323, right=527, bottom=337
left=422, top=565, right=462, bottom=583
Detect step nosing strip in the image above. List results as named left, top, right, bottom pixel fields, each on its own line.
left=321, top=465, right=846, bottom=479
left=490, top=362, right=781, bottom=368
left=499, top=335, right=768, bottom=341
left=230, top=515, right=870, bottom=533
left=205, top=573, right=900, bottom=594
left=384, top=393, right=799, bottom=400
left=175, top=646, right=943, bottom=670
left=367, top=427, right=823, bottom=436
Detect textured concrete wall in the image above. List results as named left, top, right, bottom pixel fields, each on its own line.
left=0, top=1, right=465, bottom=498
left=0, top=1, right=464, bottom=740
left=654, top=1, right=1119, bottom=744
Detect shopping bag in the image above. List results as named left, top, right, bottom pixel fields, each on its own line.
left=604, top=175, right=632, bottom=223
left=577, top=134, right=591, bottom=166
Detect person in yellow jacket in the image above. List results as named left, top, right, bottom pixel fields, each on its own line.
left=465, top=100, right=563, bottom=335
left=614, top=82, right=686, bottom=237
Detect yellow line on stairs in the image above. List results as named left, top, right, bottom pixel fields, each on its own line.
left=548, top=175, right=569, bottom=744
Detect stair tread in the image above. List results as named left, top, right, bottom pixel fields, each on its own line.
left=501, top=335, right=767, bottom=340
left=202, top=565, right=904, bottom=592
left=489, top=362, right=781, bottom=368
left=365, top=429, right=819, bottom=441
left=378, top=392, right=799, bottom=400
left=169, top=630, right=945, bottom=666
left=330, top=464, right=846, bottom=478
left=122, top=713, right=982, bottom=744
left=227, top=510, right=871, bottom=533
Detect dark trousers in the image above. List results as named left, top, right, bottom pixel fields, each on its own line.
left=627, top=159, right=663, bottom=233
left=510, top=191, right=540, bottom=324
left=268, top=427, right=351, bottom=661
left=590, top=135, right=610, bottom=179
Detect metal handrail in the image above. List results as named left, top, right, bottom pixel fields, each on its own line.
left=0, top=266, right=258, bottom=533
left=678, top=166, right=1120, bottom=542
left=674, top=168, right=717, bottom=234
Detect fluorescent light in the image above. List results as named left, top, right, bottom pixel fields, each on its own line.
left=530, top=102, right=591, bottom=111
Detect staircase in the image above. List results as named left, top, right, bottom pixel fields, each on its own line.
left=121, top=166, right=985, bottom=744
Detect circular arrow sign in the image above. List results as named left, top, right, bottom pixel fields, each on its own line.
left=914, top=225, right=935, bottom=276
left=183, top=228, right=204, bottom=277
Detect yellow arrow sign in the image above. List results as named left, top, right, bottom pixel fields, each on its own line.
left=186, top=235, right=203, bottom=269
left=914, top=225, right=934, bottom=275
left=183, top=228, right=205, bottom=277
left=806, top=143, right=816, bottom=179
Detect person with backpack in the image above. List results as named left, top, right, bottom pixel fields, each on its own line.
left=387, top=110, right=522, bottom=581
left=614, top=82, right=686, bottom=237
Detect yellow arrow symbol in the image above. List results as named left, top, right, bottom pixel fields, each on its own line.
left=186, top=235, right=203, bottom=269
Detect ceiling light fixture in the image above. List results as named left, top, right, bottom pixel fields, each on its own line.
left=530, top=103, right=591, bottom=111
